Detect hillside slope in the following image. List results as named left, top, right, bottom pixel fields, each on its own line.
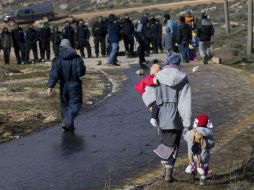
left=0, top=0, right=181, bottom=17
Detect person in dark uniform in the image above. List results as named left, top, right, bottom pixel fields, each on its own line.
left=11, top=24, right=25, bottom=64
left=75, top=20, right=92, bottom=58
left=122, top=14, right=135, bottom=57
left=92, top=16, right=107, bottom=57
left=149, top=15, right=163, bottom=54
left=39, top=22, right=51, bottom=62
left=1, top=27, right=12, bottom=64
left=144, top=16, right=152, bottom=55
left=179, top=16, right=192, bottom=63
left=51, top=26, right=62, bottom=57
left=47, top=39, right=86, bottom=131
left=24, top=24, right=39, bottom=64
left=62, top=21, right=75, bottom=48
left=134, top=14, right=148, bottom=67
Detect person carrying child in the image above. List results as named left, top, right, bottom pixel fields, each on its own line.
left=183, top=114, right=215, bottom=185
left=134, top=51, right=191, bottom=183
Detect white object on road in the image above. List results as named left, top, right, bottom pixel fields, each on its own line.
left=136, top=69, right=144, bottom=76
left=192, top=66, right=200, bottom=73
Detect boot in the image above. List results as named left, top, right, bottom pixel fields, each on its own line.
left=165, top=165, right=177, bottom=183
left=199, top=175, right=206, bottom=185
left=160, top=161, right=167, bottom=178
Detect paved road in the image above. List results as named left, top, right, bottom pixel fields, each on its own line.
left=0, top=63, right=254, bottom=190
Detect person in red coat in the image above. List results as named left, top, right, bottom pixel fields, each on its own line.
left=134, top=64, right=160, bottom=127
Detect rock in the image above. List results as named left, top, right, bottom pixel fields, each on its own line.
left=43, top=116, right=56, bottom=123
left=201, top=6, right=217, bottom=14
left=230, top=2, right=241, bottom=9
left=97, top=60, right=102, bottom=65
left=22, top=3, right=30, bottom=7
left=136, top=69, right=144, bottom=76
left=60, top=3, right=69, bottom=10
left=2, top=132, right=11, bottom=138
left=86, top=101, right=93, bottom=105
left=211, top=57, right=222, bottom=64
left=36, top=113, right=45, bottom=119
left=17, top=117, right=25, bottom=122
left=222, top=21, right=239, bottom=29
left=230, top=21, right=239, bottom=27
left=122, top=186, right=136, bottom=190
left=192, top=66, right=200, bottom=73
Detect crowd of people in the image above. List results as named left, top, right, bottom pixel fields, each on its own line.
left=0, top=11, right=214, bottom=66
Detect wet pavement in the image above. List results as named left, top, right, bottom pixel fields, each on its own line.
left=1, top=62, right=254, bottom=190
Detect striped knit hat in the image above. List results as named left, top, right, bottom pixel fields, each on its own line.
left=164, top=51, right=181, bottom=65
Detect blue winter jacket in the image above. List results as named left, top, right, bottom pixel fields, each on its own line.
left=166, top=19, right=179, bottom=41
left=107, top=22, right=120, bottom=43
left=47, top=47, right=86, bottom=90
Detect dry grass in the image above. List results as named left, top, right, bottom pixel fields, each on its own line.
left=0, top=58, right=108, bottom=143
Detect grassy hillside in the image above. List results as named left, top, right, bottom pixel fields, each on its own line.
left=0, top=0, right=182, bottom=17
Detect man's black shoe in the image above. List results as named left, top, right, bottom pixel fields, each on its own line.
left=62, top=123, right=75, bottom=132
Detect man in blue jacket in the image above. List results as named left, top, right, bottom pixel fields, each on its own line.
left=47, top=39, right=86, bottom=131
left=164, top=14, right=179, bottom=52
left=107, top=14, right=120, bottom=66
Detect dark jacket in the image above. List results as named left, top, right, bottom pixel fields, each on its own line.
left=47, top=47, right=86, bottom=90
left=1, top=31, right=12, bottom=49
left=11, top=27, right=25, bottom=47
left=107, top=22, right=120, bottom=43
left=75, top=26, right=90, bottom=45
left=197, top=19, right=214, bottom=42
left=62, top=26, right=75, bottom=44
left=25, top=28, right=37, bottom=47
left=39, top=26, right=51, bottom=44
left=92, top=21, right=107, bottom=39
left=122, top=18, right=134, bottom=38
left=51, top=31, right=62, bottom=45
left=179, top=23, right=192, bottom=43
left=149, top=19, right=162, bottom=36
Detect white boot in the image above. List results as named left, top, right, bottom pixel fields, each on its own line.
left=197, top=167, right=205, bottom=175
left=160, top=160, right=167, bottom=178
left=185, top=164, right=192, bottom=174
left=165, top=165, right=176, bottom=183
left=199, top=175, right=206, bottom=185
